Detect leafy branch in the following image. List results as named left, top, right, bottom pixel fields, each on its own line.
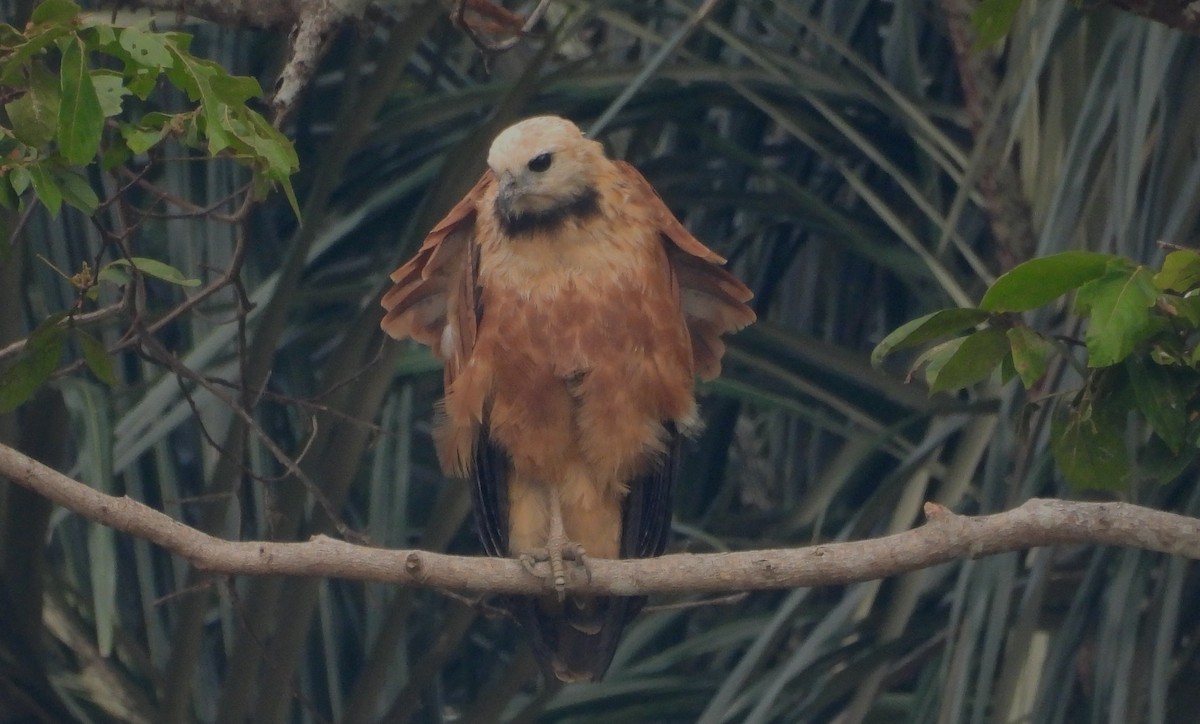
left=2, top=0, right=298, bottom=214
left=874, top=249, right=1200, bottom=490
left=0, top=0, right=297, bottom=409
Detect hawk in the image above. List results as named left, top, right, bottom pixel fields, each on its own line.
left=381, top=116, right=755, bottom=681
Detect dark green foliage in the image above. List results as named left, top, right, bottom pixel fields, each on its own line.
left=972, top=0, right=1025, bottom=46
left=2, top=1, right=1199, bottom=723
left=0, top=1, right=298, bottom=216
left=876, top=250, right=1200, bottom=492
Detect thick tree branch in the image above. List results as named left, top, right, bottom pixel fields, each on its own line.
left=93, top=0, right=368, bottom=30
left=2, top=441, right=1198, bottom=596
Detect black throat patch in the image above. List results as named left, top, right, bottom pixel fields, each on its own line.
left=496, top=187, right=602, bottom=237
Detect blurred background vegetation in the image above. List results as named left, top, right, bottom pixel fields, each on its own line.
left=2, top=0, right=1199, bottom=722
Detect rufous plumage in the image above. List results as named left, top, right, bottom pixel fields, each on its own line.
left=381, top=116, right=754, bottom=682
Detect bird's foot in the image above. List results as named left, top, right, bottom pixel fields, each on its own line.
left=519, top=542, right=590, bottom=601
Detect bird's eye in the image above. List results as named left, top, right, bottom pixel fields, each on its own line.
left=527, top=153, right=553, bottom=172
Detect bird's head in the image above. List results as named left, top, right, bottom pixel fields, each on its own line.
left=487, top=116, right=605, bottom=235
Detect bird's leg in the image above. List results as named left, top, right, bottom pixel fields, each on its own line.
left=517, top=485, right=589, bottom=601
left=545, top=484, right=569, bottom=598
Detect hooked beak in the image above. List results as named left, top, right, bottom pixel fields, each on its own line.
left=496, top=171, right=520, bottom=222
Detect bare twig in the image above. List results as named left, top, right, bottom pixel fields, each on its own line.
left=643, top=592, right=749, bottom=613
left=2, top=440, right=1198, bottom=597
left=117, top=168, right=246, bottom=222
left=132, top=327, right=365, bottom=542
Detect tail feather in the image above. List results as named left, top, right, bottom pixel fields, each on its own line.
left=511, top=595, right=644, bottom=683
left=472, top=427, right=682, bottom=683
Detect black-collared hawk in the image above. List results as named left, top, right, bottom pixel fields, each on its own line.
left=381, top=116, right=754, bottom=682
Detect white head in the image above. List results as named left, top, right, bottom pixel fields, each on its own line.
left=486, top=116, right=607, bottom=234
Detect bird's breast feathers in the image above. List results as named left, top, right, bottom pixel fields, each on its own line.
left=475, top=180, right=691, bottom=373
left=437, top=185, right=699, bottom=484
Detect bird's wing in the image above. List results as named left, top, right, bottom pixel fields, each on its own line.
left=380, top=172, right=492, bottom=384
left=621, top=422, right=681, bottom=559
left=471, top=429, right=510, bottom=557
left=381, top=172, right=512, bottom=557
left=615, top=161, right=756, bottom=381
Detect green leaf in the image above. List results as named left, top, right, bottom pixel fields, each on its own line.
left=55, top=168, right=98, bottom=213
left=1162, top=293, right=1200, bottom=327
left=225, top=111, right=301, bottom=218
left=164, top=44, right=262, bottom=155
left=162, top=31, right=193, bottom=53
left=209, top=71, right=262, bottom=106
left=1125, top=356, right=1189, bottom=453
left=118, top=26, right=173, bottom=69
left=97, top=263, right=130, bottom=286
left=121, top=121, right=168, bottom=154
left=1006, top=326, right=1056, bottom=389
left=0, top=24, right=71, bottom=87
left=1149, top=337, right=1185, bottom=366
left=925, top=327, right=1009, bottom=394
left=5, top=63, right=60, bottom=147
left=1075, top=265, right=1158, bottom=367
left=58, top=36, right=104, bottom=165
left=0, top=177, right=15, bottom=210
left=9, top=166, right=31, bottom=196
left=1051, top=397, right=1131, bottom=491
left=0, top=319, right=66, bottom=412
left=980, top=251, right=1115, bottom=312
left=84, top=21, right=117, bottom=47
left=1139, top=426, right=1200, bottom=485
left=279, top=176, right=300, bottom=220
left=28, top=162, right=62, bottom=216
left=181, top=113, right=202, bottom=149
left=870, top=307, right=989, bottom=366
left=912, top=337, right=962, bottom=379
left=6, top=93, right=50, bottom=146
left=998, top=348, right=1017, bottom=386
left=101, top=137, right=131, bottom=170
left=30, top=0, right=80, bottom=24
left=124, top=69, right=158, bottom=100
left=90, top=70, right=129, bottom=116
left=236, top=112, right=300, bottom=178
left=971, top=0, right=1022, bottom=47
left=105, top=257, right=200, bottom=287
left=1153, top=250, right=1200, bottom=292
left=76, top=329, right=117, bottom=385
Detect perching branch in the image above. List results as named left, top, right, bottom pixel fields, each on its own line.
left=3, top=440, right=1198, bottom=596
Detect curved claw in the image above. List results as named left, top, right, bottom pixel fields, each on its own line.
left=565, top=544, right=591, bottom=584
left=519, top=552, right=543, bottom=579
left=516, top=543, right=590, bottom=601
